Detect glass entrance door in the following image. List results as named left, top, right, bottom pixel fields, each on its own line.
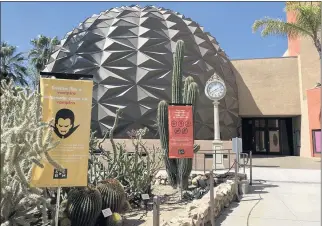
left=255, top=130, right=266, bottom=153
left=254, top=130, right=281, bottom=154
left=268, top=130, right=280, bottom=153
left=242, top=118, right=292, bottom=155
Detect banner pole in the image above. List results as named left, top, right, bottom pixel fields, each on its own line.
left=55, top=187, right=61, bottom=226
left=180, top=174, right=183, bottom=201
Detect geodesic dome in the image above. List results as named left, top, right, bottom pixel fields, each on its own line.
left=44, top=5, right=239, bottom=140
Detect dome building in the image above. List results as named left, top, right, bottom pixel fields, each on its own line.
left=44, top=5, right=239, bottom=140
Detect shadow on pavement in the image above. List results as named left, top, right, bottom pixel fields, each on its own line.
left=252, top=165, right=280, bottom=168
left=249, top=155, right=288, bottom=159
left=214, top=180, right=278, bottom=225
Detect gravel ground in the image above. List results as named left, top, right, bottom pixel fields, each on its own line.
left=122, top=184, right=191, bottom=226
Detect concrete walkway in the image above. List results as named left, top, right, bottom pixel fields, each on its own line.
left=249, top=156, right=321, bottom=170
left=216, top=167, right=321, bottom=226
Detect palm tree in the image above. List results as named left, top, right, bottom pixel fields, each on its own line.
left=0, top=42, right=28, bottom=86
left=28, top=35, right=60, bottom=72
left=252, top=2, right=321, bottom=58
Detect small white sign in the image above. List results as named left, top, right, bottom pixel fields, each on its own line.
left=102, top=208, right=112, bottom=218
left=141, top=194, right=150, bottom=200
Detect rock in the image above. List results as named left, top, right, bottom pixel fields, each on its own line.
left=193, top=188, right=202, bottom=199
left=60, top=217, right=71, bottom=226
left=180, top=221, right=192, bottom=226
left=161, top=179, right=166, bottom=184
left=198, top=175, right=208, bottom=188
left=214, top=177, right=224, bottom=184
left=188, top=184, right=197, bottom=190
left=154, top=180, right=160, bottom=185
left=161, top=180, right=236, bottom=226
left=183, top=190, right=194, bottom=200
left=192, top=175, right=201, bottom=186
left=186, top=204, right=198, bottom=212
left=162, top=223, right=171, bottom=226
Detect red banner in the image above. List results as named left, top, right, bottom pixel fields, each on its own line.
left=168, top=105, right=194, bottom=158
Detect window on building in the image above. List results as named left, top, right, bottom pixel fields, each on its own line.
left=255, top=119, right=265, bottom=128
left=313, top=130, right=321, bottom=153
left=267, top=119, right=279, bottom=128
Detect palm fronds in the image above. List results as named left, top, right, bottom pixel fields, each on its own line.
left=252, top=2, right=321, bottom=57
left=0, top=42, right=28, bottom=86
left=28, top=35, right=60, bottom=72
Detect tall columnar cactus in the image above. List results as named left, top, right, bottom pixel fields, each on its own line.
left=157, top=40, right=200, bottom=189
left=66, top=186, right=102, bottom=226
left=172, top=40, right=184, bottom=104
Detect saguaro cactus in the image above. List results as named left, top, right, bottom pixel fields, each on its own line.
left=157, top=40, right=200, bottom=189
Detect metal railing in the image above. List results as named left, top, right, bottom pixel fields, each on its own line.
left=196, top=149, right=250, bottom=174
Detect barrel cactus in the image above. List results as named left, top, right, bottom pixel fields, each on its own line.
left=96, top=178, right=129, bottom=226
left=66, top=186, right=102, bottom=226
left=157, top=40, right=200, bottom=189
left=97, top=178, right=127, bottom=212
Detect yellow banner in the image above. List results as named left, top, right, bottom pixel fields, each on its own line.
left=31, top=78, right=93, bottom=187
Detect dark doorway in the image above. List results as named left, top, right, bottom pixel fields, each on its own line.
left=241, top=118, right=294, bottom=155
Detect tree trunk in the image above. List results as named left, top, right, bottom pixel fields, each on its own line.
left=313, top=39, right=321, bottom=59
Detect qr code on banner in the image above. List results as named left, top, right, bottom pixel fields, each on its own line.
left=53, top=169, right=67, bottom=179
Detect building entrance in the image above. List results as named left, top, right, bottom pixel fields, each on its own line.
left=242, top=118, right=294, bottom=155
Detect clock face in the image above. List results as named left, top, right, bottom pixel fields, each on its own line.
left=206, top=81, right=225, bottom=99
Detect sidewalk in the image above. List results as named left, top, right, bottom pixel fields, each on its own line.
left=215, top=167, right=321, bottom=226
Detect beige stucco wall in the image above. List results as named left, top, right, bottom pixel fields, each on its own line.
left=297, top=36, right=321, bottom=157
left=299, top=37, right=320, bottom=99
left=231, top=57, right=301, bottom=116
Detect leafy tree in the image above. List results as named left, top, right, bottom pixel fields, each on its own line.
left=0, top=42, right=28, bottom=86
left=252, top=2, right=321, bottom=58
left=28, top=35, right=60, bottom=72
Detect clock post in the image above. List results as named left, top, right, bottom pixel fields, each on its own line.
left=213, top=99, right=221, bottom=141
left=204, top=73, right=227, bottom=170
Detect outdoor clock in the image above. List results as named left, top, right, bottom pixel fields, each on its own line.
left=204, top=74, right=227, bottom=101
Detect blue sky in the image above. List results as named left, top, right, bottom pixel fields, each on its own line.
left=1, top=1, right=288, bottom=60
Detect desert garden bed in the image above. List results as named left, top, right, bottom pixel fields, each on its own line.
left=122, top=172, right=247, bottom=226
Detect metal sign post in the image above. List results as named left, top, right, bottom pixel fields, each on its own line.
left=209, top=170, right=215, bottom=226
left=153, top=196, right=160, bottom=226
left=232, top=137, right=242, bottom=173
left=55, top=187, right=61, bottom=226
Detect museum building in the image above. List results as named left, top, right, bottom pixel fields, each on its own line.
left=44, top=5, right=321, bottom=158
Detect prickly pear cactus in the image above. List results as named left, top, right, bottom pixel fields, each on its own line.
left=66, top=186, right=102, bottom=226
left=157, top=40, right=200, bottom=189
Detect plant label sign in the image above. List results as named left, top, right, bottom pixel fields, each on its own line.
left=168, top=105, right=194, bottom=158
left=102, top=208, right=112, bottom=218
left=30, top=78, right=93, bottom=187
left=141, top=194, right=150, bottom=200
